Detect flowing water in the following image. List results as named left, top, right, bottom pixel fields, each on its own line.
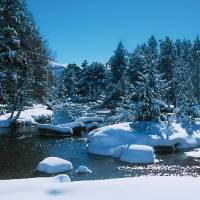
left=0, top=110, right=200, bottom=181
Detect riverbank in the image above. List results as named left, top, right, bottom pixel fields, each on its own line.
left=0, top=104, right=53, bottom=128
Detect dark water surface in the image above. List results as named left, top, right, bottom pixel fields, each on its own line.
left=0, top=111, right=200, bottom=181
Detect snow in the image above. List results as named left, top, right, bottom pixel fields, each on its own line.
left=75, top=116, right=104, bottom=123
left=120, top=144, right=155, bottom=164
left=0, top=104, right=53, bottom=128
left=37, top=157, right=73, bottom=174
left=83, top=122, right=100, bottom=131
left=185, top=148, right=200, bottom=158
left=76, top=165, right=92, bottom=173
left=88, top=122, right=200, bottom=159
left=58, top=122, right=83, bottom=129
left=38, top=124, right=73, bottom=135
left=0, top=176, right=200, bottom=200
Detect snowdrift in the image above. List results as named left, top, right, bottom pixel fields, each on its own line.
left=0, top=176, right=199, bottom=200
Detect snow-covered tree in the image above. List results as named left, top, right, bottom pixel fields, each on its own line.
left=159, top=37, right=176, bottom=105
left=109, top=41, right=127, bottom=83
left=78, top=62, right=107, bottom=98
left=173, top=39, right=197, bottom=117
left=127, top=44, right=146, bottom=85
left=0, top=0, right=52, bottom=124
left=191, top=35, right=200, bottom=102
left=133, top=36, right=168, bottom=121
left=58, top=63, right=81, bottom=99
left=103, top=41, right=127, bottom=108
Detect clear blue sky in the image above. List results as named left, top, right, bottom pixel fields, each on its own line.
left=27, top=0, right=200, bottom=65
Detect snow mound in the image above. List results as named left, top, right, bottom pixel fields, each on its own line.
left=75, top=116, right=104, bottom=123
left=120, top=144, right=154, bottom=164
left=0, top=105, right=53, bottom=127
left=37, top=157, right=73, bottom=174
left=185, top=148, right=200, bottom=158
left=76, top=165, right=92, bottom=173
left=88, top=122, right=200, bottom=158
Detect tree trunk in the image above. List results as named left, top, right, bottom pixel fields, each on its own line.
left=11, top=105, right=23, bottom=124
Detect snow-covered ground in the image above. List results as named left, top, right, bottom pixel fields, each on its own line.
left=0, top=104, right=53, bottom=128
left=88, top=121, right=200, bottom=163
left=0, top=176, right=199, bottom=200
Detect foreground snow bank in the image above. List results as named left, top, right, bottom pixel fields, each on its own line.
left=0, top=104, right=53, bottom=127
left=88, top=122, right=200, bottom=159
left=37, top=157, right=73, bottom=174
left=0, top=176, right=199, bottom=200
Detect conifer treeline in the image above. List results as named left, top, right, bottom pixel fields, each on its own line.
left=58, top=36, right=200, bottom=119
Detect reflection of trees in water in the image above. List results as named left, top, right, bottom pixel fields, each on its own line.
left=0, top=128, right=47, bottom=179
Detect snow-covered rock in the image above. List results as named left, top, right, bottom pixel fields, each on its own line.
left=76, top=165, right=92, bottom=173
left=176, top=137, right=198, bottom=150
left=75, top=116, right=104, bottom=124
left=0, top=104, right=53, bottom=128
left=0, top=176, right=200, bottom=200
left=96, top=110, right=111, bottom=115
left=88, top=122, right=200, bottom=158
left=120, top=144, right=155, bottom=164
left=185, top=148, right=200, bottom=158
left=58, top=122, right=83, bottom=136
left=84, top=122, right=100, bottom=131
left=54, top=174, right=71, bottom=182
left=58, top=122, right=83, bottom=129
left=37, top=157, right=73, bottom=174
left=38, top=124, right=73, bottom=137
left=107, top=116, right=118, bottom=123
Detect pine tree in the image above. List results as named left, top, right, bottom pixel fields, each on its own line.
left=191, top=35, right=200, bottom=102
left=127, top=44, right=146, bottom=85
left=104, top=41, right=127, bottom=108
left=133, top=36, right=168, bottom=121
left=78, top=62, right=106, bottom=99
left=109, top=41, right=127, bottom=83
left=58, top=63, right=81, bottom=99
left=159, top=36, right=176, bottom=105
left=0, top=0, right=52, bottom=123
left=173, top=39, right=197, bottom=117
